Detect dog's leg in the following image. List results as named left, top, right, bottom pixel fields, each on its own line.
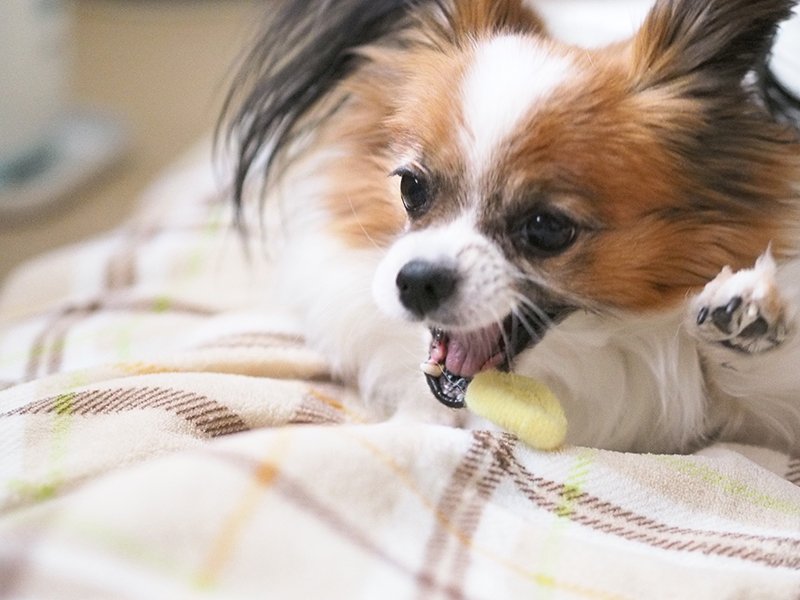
left=691, top=252, right=793, bottom=354
left=688, top=252, right=800, bottom=451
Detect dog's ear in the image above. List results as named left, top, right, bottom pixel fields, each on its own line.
left=632, top=0, right=797, bottom=88
left=449, top=0, right=544, bottom=39
left=222, top=0, right=450, bottom=221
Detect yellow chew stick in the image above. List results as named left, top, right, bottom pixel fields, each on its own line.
left=465, top=371, right=567, bottom=451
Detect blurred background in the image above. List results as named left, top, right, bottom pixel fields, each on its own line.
left=0, top=0, right=261, bottom=284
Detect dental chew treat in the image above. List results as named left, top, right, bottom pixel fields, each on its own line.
left=421, top=328, right=568, bottom=450
left=463, top=371, right=568, bottom=451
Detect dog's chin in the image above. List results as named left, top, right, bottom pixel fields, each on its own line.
left=423, top=306, right=572, bottom=408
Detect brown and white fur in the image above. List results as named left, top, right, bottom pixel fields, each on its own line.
left=223, top=0, right=800, bottom=453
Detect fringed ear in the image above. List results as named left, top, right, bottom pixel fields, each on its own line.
left=220, top=0, right=450, bottom=222
left=632, top=0, right=797, bottom=88
left=448, top=0, right=544, bottom=41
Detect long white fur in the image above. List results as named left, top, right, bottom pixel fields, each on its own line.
left=461, top=35, right=575, bottom=180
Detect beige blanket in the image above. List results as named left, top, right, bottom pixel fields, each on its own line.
left=2, top=145, right=800, bottom=599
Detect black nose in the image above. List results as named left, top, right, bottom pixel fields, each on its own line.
left=396, top=260, right=459, bottom=318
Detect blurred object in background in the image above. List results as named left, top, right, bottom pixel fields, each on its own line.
left=766, top=4, right=800, bottom=126
left=534, top=0, right=653, bottom=47
left=0, top=0, right=126, bottom=220
left=0, top=0, right=260, bottom=285
left=0, top=0, right=67, bottom=177
left=773, top=5, right=800, bottom=98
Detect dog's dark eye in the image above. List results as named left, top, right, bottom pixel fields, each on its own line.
left=397, top=170, right=430, bottom=216
left=523, top=211, right=577, bottom=256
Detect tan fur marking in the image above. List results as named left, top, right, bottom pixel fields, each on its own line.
left=492, top=40, right=800, bottom=310
left=316, top=61, right=407, bottom=248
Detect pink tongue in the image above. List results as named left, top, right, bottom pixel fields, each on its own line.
left=443, top=324, right=502, bottom=378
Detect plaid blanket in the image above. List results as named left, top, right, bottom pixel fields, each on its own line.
left=2, top=143, right=800, bottom=600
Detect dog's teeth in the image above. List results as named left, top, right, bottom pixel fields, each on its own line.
left=420, top=362, right=443, bottom=377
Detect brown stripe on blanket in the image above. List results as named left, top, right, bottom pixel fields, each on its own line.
left=105, top=187, right=230, bottom=290
left=105, top=238, right=139, bottom=291
left=785, top=459, right=800, bottom=487
left=276, top=472, right=468, bottom=599
left=446, top=432, right=517, bottom=593
left=0, top=542, right=26, bottom=597
left=290, top=390, right=348, bottom=426
left=23, top=297, right=218, bottom=380
left=103, top=221, right=165, bottom=291
left=0, top=380, right=19, bottom=392
left=24, top=302, right=99, bottom=381
left=487, top=437, right=800, bottom=570
left=416, top=431, right=514, bottom=600
left=3, top=387, right=248, bottom=438
left=109, top=297, right=218, bottom=316
left=195, top=332, right=307, bottom=351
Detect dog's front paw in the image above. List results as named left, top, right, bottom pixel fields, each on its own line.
left=692, top=252, right=791, bottom=353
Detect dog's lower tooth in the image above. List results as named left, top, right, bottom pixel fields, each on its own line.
left=420, top=362, right=443, bottom=377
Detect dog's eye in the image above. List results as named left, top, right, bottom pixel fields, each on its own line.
left=523, top=211, right=577, bottom=256
left=398, top=170, right=430, bottom=216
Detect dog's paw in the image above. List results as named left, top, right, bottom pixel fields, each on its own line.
left=691, top=252, right=791, bottom=353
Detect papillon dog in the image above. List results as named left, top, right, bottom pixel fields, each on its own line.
left=222, top=0, right=800, bottom=453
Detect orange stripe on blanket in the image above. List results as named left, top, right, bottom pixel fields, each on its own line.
left=195, top=430, right=293, bottom=589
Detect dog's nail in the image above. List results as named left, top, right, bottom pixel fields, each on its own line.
left=697, top=306, right=709, bottom=325
left=420, top=362, right=443, bottom=377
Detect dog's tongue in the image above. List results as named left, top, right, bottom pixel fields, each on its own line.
left=435, top=324, right=504, bottom=378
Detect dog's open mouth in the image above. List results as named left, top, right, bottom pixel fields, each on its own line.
left=422, top=308, right=569, bottom=408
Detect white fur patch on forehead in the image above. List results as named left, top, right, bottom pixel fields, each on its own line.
left=460, top=34, right=575, bottom=175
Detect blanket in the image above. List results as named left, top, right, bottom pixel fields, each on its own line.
left=2, top=143, right=800, bottom=599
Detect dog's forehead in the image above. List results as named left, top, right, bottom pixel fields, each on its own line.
left=459, top=34, right=576, bottom=184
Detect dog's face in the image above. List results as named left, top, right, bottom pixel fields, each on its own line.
left=370, top=4, right=800, bottom=405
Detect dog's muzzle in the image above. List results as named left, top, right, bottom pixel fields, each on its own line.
left=422, top=307, right=572, bottom=408
left=393, top=257, right=571, bottom=408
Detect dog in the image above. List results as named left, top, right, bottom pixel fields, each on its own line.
left=222, top=0, right=800, bottom=454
